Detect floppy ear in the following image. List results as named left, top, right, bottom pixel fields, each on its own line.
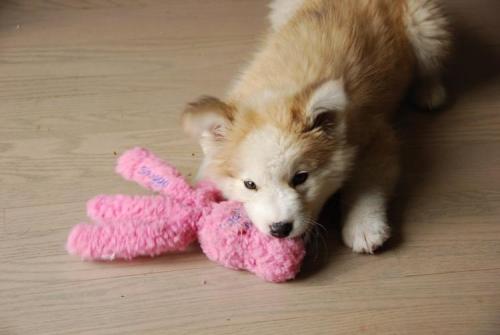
left=182, top=96, right=235, bottom=153
left=306, top=79, right=347, bottom=133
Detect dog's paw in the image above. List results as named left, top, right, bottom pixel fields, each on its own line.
left=342, top=216, right=390, bottom=254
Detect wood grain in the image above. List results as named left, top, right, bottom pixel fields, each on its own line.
left=1, top=1, right=499, bottom=334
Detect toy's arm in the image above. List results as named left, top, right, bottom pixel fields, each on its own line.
left=116, top=147, right=194, bottom=200
left=67, top=194, right=200, bottom=260
left=86, top=194, right=201, bottom=226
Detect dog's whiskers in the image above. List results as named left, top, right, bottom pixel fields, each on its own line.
left=303, top=217, right=329, bottom=261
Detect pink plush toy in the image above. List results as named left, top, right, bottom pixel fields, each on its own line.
left=67, top=148, right=305, bottom=282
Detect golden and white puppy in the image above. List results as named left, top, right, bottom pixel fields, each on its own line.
left=182, top=0, right=450, bottom=253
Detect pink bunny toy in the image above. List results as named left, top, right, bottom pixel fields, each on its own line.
left=67, top=148, right=305, bottom=282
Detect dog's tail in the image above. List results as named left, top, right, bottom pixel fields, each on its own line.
left=404, top=0, right=452, bottom=77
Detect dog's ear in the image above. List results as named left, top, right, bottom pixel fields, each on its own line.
left=182, top=96, right=235, bottom=153
left=306, top=79, right=347, bottom=133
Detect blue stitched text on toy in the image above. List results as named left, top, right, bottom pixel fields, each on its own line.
left=223, top=208, right=251, bottom=230
left=139, top=165, right=169, bottom=188
left=228, top=209, right=241, bottom=225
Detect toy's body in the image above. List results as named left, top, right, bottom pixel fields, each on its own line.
left=67, top=148, right=305, bottom=282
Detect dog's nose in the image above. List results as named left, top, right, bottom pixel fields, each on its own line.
left=269, top=222, right=293, bottom=238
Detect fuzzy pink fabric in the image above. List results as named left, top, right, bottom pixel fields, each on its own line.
left=67, top=148, right=305, bottom=282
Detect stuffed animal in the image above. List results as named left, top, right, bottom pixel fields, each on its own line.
left=66, top=148, right=305, bottom=282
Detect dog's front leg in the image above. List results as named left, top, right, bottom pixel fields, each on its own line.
left=341, top=129, right=399, bottom=254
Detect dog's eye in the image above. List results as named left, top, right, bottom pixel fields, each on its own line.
left=244, top=180, right=257, bottom=190
left=291, top=171, right=309, bottom=187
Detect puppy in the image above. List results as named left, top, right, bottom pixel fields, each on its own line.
left=182, top=0, right=450, bottom=253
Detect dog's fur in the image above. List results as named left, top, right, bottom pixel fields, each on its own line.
left=182, top=0, right=450, bottom=253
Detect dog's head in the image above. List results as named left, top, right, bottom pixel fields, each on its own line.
left=183, top=80, right=355, bottom=238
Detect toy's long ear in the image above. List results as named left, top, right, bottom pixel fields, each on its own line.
left=182, top=96, right=235, bottom=155
left=116, top=147, right=194, bottom=197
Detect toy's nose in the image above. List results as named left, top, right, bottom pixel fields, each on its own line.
left=269, top=222, right=293, bottom=238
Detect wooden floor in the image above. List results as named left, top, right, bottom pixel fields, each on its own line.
left=1, top=1, right=499, bottom=334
